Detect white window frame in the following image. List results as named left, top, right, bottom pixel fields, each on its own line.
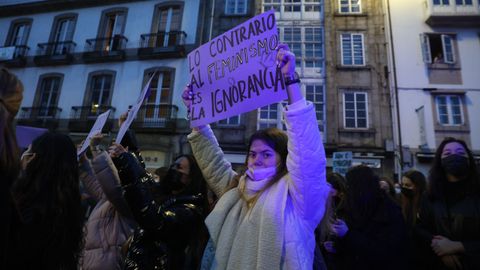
left=432, top=0, right=450, bottom=5
left=305, top=84, right=325, bottom=129
left=420, top=33, right=456, bottom=64
left=225, top=0, right=248, bottom=15
left=257, top=102, right=287, bottom=130
left=455, top=0, right=473, bottom=6
left=304, top=27, right=323, bottom=70
left=339, top=0, right=362, bottom=13
left=435, top=95, right=464, bottom=126
left=343, top=91, right=368, bottom=129
left=218, top=115, right=242, bottom=126
left=37, top=76, right=61, bottom=118
left=340, top=33, right=365, bottom=66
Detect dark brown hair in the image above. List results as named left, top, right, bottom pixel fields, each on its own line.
left=401, top=170, right=426, bottom=226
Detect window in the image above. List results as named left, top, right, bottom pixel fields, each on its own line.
left=284, top=0, right=301, bottom=12
left=283, top=27, right=302, bottom=67
left=305, top=0, right=321, bottom=12
left=420, top=33, right=456, bottom=64
left=50, top=15, right=76, bottom=55
left=455, top=0, right=472, bottom=5
left=264, top=0, right=281, bottom=12
left=142, top=69, right=173, bottom=121
left=5, top=19, right=32, bottom=58
left=433, top=0, right=449, bottom=4
left=435, top=95, right=463, bottom=125
left=341, top=33, right=364, bottom=66
left=339, top=0, right=361, bottom=13
left=218, top=115, right=241, bottom=126
left=7, top=21, right=31, bottom=47
left=98, top=9, right=127, bottom=51
left=86, top=73, right=114, bottom=116
left=225, top=0, right=248, bottom=15
left=257, top=102, right=287, bottom=130
left=36, top=76, right=61, bottom=117
left=305, top=84, right=325, bottom=131
left=343, top=92, right=368, bottom=128
left=305, top=27, right=323, bottom=68
left=152, top=4, right=182, bottom=47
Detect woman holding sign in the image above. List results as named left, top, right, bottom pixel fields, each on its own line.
left=182, top=44, right=330, bottom=269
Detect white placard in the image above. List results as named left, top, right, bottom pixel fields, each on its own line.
left=77, top=109, right=111, bottom=156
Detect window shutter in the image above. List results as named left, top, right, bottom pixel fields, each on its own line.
left=420, top=34, right=432, bottom=64
left=441, top=34, right=455, bottom=64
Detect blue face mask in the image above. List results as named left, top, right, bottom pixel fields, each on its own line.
left=246, top=166, right=277, bottom=181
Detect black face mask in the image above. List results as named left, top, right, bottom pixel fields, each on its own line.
left=401, top=187, right=415, bottom=198
left=441, top=154, right=469, bottom=178
left=163, top=168, right=186, bottom=191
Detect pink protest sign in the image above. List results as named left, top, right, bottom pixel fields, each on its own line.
left=188, top=10, right=287, bottom=127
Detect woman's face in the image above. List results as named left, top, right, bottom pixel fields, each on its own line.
left=174, top=156, right=191, bottom=186
left=247, top=139, right=281, bottom=169
left=401, top=177, right=416, bottom=190
left=441, top=142, right=467, bottom=159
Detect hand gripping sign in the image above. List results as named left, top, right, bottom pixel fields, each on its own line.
left=77, top=109, right=111, bottom=156
left=187, top=10, right=287, bottom=127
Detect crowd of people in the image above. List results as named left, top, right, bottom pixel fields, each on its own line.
left=1, top=44, right=479, bottom=270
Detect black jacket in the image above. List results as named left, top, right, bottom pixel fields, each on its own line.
left=335, top=197, right=410, bottom=270
left=114, top=152, right=205, bottom=270
left=416, top=192, right=480, bottom=270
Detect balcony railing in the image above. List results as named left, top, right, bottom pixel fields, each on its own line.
left=425, top=1, right=480, bottom=26
left=138, top=31, right=187, bottom=59
left=0, top=45, right=29, bottom=67
left=68, top=105, right=116, bottom=132
left=83, top=35, right=128, bottom=63
left=17, top=106, right=62, bottom=129
left=34, top=41, right=76, bottom=66
left=131, top=104, right=178, bottom=132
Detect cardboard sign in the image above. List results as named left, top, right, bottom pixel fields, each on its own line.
left=16, top=125, right=48, bottom=149
left=77, top=109, right=111, bottom=156
left=188, top=10, right=287, bottom=127
left=115, top=73, right=156, bottom=144
left=332, top=151, right=353, bottom=176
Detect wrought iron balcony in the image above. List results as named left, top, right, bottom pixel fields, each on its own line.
left=17, top=106, right=62, bottom=129
left=34, top=41, right=76, bottom=66
left=83, top=35, right=128, bottom=63
left=130, top=104, right=178, bottom=132
left=68, top=105, right=116, bottom=132
left=0, top=45, right=29, bottom=67
left=425, top=1, right=480, bottom=27
left=138, top=31, right=187, bottom=59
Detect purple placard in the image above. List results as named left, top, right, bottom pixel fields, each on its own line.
left=188, top=10, right=287, bottom=127
left=16, top=125, right=48, bottom=149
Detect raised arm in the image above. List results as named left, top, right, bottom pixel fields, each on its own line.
left=277, top=44, right=330, bottom=228
left=182, top=85, right=237, bottom=198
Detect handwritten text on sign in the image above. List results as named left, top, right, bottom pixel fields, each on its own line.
left=188, top=10, right=287, bottom=127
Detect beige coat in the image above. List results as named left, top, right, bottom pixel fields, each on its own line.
left=79, top=152, right=136, bottom=270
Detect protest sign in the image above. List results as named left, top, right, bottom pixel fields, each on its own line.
left=16, top=125, right=48, bottom=149
left=332, top=151, right=353, bottom=176
left=77, top=109, right=111, bottom=156
left=115, top=73, right=156, bottom=143
left=188, top=9, right=287, bottom=127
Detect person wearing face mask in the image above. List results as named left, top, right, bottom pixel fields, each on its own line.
left=399, top=170, right=428, bottom=270
left=110, top=146, right=210, bottom=270
left=416, top=137, right=480, bottom=270
left=182, top=44, right=330, bottom=269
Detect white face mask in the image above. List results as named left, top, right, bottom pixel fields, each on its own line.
left=246, top=166, right=277, bottom=181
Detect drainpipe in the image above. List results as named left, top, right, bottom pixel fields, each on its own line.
left=386, top=0, right=404, bottom=177
left=208, top=0, right=215, bottom=41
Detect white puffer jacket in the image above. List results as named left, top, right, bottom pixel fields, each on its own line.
left=189, top=100, right=330, bottom=270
